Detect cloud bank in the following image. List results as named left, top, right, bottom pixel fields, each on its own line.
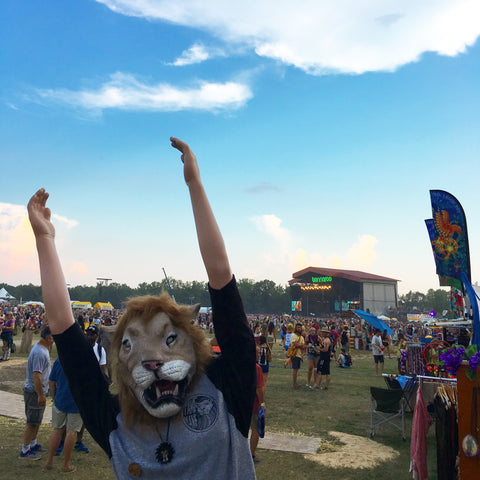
left=249, top=214, right=378, bottom=282
left=0, top=203, right=79, bottom=285
left=96, top=0, right=480, bottom=74
left=35, top=73, right=252, bottom=113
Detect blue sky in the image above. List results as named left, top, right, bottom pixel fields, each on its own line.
left=1, top=0, right=480, bottom=296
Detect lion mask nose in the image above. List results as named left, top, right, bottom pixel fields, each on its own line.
left=142, top=360, right=163, bottom=371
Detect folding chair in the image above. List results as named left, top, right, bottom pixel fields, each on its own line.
left=370, top=386, right=406, bottom=440
left=383, top=375, right=417, bottom=412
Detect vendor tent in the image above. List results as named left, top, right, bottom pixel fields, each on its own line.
left=0, top=287, right=15, bottom=301
left=94, top=302, right=114, bottom=311
left=353, top=309, right=392, bottom=335
left=24, top=301, right=44, bottom=307
left=71, top=301, right=92, bottom=309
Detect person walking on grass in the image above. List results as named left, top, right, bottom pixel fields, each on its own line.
left=19, top=326, right=53, bottom=460
left=45, top=358, right=83, bottom=473
left=371, top=329, right=384, bottom=376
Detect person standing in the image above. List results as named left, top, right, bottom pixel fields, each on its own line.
left=1, top=311, right=15, bottom=361
left=340, top=325, right=350, bottom=354
left=382, top=329, right=391, bottom=358
left=371, top=329, right=384, bottom=376
left=314, top=329, right=332, bottom=390
left=249, top=346, right=265, bottom=463
left=45, top=358, right=83, bottom=473
left=290, top=323, right=305, bottom=389
left=19, top=326, right=53, bottom=460
left=305, top=327, right=320, bottom=388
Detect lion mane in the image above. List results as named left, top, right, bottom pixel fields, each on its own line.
left=109, top=292, right=213, bottom=428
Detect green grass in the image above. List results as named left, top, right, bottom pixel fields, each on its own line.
left=0, top=334, right=440, bottom=479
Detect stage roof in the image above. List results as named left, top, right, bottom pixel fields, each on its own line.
left=289, top=267, right=399, bottom=285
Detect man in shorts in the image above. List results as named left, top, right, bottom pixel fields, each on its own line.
left=45, top=358, right=83, bottom=473
left=290, top=323, right=305, bottom=389
left=371, top=329, right=384, bottom=376
left=20, top=326, right=53, bottom=460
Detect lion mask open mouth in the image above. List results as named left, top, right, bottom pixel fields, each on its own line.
left=143, top=377, right=189, bottom=409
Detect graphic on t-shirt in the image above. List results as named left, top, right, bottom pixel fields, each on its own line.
left=183, top=395, right=218, bottom=432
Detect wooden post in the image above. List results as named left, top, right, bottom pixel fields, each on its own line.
left=457, top=363, right=480, bottom=478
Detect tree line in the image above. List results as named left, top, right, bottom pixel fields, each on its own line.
left=1, top=280, right=452, bottom=318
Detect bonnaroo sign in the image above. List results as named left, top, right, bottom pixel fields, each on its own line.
left=311, top=276, right=332, bottom=283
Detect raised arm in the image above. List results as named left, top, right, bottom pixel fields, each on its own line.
left=27, top=189, right=74, bottom=334
left=170, top=137, right=232, bottom=290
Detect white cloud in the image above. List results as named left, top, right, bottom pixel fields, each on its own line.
left=52, top=214, right=79, bottom=229
left=35, top=72, right=252, bottom=112
left=95, top=0, right=480, bottom=74
left=252, top=214, right=291, bottom=252
left=169, top=43, right=212, bottom=66
left=250, top=214, right=379, bottom=283
left=344, top=234, right=378, bottom=269
left=0, top=203, right=79, bottom=284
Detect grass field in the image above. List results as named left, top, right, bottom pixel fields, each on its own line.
left=0, top=334, right=440, bottom=479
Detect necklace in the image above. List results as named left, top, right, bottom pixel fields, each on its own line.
left=155, top=419, right=175, bottom=464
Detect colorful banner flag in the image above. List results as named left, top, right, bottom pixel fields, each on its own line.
left=428, top=190, right=471, bottom=283
left=425, top=218, right=462, bottom=289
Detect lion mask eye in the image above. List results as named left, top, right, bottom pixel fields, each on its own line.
left=122, top=338, right=132, bottom=352
left=166, top=333, right=177, bottom=347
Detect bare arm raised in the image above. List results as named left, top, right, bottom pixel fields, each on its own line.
left=28, top=188, right=74, bottom=334
left=170, top=137, right=232, bottom=290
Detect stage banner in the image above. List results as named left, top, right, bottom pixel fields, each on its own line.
left=428, top=190, right=471, bottom=283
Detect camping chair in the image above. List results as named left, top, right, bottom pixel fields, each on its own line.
left=383, top=375, right=417, bottom=412
left=370, top=386, right=406, bottom=440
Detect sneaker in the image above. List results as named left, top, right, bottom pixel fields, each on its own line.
left=55, top=440, right=64, bottom=456
left=19, top=449, right=42, bottom=460
left=31, top=443, right=47, bottom=452
left=74, top=441, right=89, bottom=453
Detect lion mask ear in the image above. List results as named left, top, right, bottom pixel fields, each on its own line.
left=100, top=324, right=117, bottom=344
left=190, top=303, right=201, bottom=320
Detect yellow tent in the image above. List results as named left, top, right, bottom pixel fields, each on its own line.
left=71, top=301, right=92, bottom=309
left=94, top=302, right=114, bottom=311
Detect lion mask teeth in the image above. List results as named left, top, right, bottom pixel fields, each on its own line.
left=144, top=378, right=188, bottom=409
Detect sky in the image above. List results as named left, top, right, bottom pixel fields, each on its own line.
left=1, top=0, right=480, bottom=296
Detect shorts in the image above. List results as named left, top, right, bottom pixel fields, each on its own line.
left=317, top=358, right=331, bottom=375
left=259, top=363, right=269, bottom=374
left=306, top=353, right=319, bottom=362
left=374, top=355, right=384, bottom=364
left=51, top=404, right=83, bottom=432
left=291, top=357, right=302, bottom=369
left=24, top=389, right=46, bottom=426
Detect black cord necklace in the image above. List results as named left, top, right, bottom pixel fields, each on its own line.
left=155, top=419, right=175, bottom=464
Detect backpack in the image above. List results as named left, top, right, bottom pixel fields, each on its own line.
left=341, top=331, right=348, bottom=345
left=286, top=342, right=297, bottom=358
left=259, top=346, right=268, bottom=366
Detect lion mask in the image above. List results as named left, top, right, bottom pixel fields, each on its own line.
left=108, top=293, right=212, bottom=428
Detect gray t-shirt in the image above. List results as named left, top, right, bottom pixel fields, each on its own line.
left=24, top=343, right=51, bottom=393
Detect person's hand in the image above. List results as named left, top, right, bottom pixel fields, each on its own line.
left=27, top=189, right=55, bottom=239
left=170, top=137, right=201, bottom=186
left=37, top=394, right=46, bottom=407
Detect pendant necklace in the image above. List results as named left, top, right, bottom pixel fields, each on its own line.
left=155, top=419, right=175, bottom=464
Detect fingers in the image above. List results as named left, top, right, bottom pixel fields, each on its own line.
left=28, top=188, right=49, bottom=209
left=170, top=136, right=190, bottom=154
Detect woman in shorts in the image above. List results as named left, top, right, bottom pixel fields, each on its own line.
left=306, top=327, right=320, bottom=388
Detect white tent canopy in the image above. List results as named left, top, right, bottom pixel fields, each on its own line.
left=0, top=287, right=15, bottom=301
